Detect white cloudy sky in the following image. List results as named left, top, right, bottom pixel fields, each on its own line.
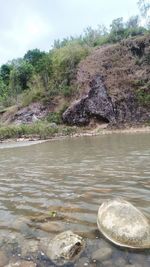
left=0, top=0, right=139, bottom=65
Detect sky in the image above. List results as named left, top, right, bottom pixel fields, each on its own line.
left=0, top=0, right=139, bottom=65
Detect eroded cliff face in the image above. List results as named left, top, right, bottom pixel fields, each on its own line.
left=63, top=36, right=150, bottom=126
left=63, top=76, right=116, bottom=125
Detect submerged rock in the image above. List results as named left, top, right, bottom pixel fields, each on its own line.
left=46, top=230, right=85, bottom=265
left=21, top=239, right=39, bottom=257
left=97, top=198, right=150, bottom=248
left=92, top=246, right=112, bottom=261
left=0, top=250, right=9, bottom=267
left=39, top=221, right=64, bottom=233
left=4, top=260, right=36, bottom=267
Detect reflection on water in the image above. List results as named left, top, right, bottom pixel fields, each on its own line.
left=0, top=133, right=149, bottom=266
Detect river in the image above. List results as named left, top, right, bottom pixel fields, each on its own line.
left=0, top=133, right=149, bottom=266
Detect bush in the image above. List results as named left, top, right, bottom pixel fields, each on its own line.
left=51, top=43, right=89, bottom=86
left=136, top=87, right=150, bottom=106
left=46, top=112, right=62, bottom=124
left=0, top=122, right=59, bottom=140
left=21, top=75, right=45, bottom=107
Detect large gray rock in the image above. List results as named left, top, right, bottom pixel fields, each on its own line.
left=62, top=76, right=116, bottom=126
left=97, top=199, right=150, bottom=248
left=46, top=230, right=85, bottom=265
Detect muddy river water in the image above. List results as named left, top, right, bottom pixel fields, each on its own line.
left=0, top=133, right=149, bottom=266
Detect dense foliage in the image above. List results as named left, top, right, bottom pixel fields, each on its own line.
left=0, top=3, right=149, bottom=109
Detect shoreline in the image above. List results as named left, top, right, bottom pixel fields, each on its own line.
left=0, top=125, right=150, bottom=145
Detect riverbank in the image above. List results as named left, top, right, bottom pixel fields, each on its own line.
left=0, top=122, right=150, bottom=144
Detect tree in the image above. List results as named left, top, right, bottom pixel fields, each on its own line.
left=17, top=61, right=34, bottom=90
left=126, top=15, right=139, bottom=29
left=109, top=18, right=125, bottom=42
left=8, top=60, right=34, bottom=99
left=125, top=15, right=146, bottom=37
left=138, top=0, right=150, bottom=16
left=37, top=54, right=52, bottom=91
left=9, top=68, right=20, bottom=100
left=0, top=77, right=9, bottom=105
left=51, top=43, right=89, bottom=96
left=110, top=17, right=124, bottom=32
left=138, top=0, right=150, bottom=28
left=24, top=49, right=46, bottom=71
left=0, top=64, right=12, bottom=85
left=0, top=77, right=6, bottom=97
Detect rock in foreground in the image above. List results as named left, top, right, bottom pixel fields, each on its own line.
left=46, top=230, right=85, bottom=265
left=97, top=198, right=150, bottom=248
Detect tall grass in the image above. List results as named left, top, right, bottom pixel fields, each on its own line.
left=0, top=122, right=76, bottom=140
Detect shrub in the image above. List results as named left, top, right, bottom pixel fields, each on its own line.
left=136, top=88, right=150, bottom=106
left=46, top=112, right=62, bottom=124
left=0, top=122, right=59, bottom=140
left=51, top=43, right=89, bottom=86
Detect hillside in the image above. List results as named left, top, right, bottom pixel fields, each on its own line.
left=63, top=35, right=150, bottom=127
left=0, top=34, right=150, bottom=139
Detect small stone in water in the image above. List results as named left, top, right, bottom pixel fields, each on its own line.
left=46, top=230, right=85, bottom=265
left=21, top=240, right=39, bottom=257
left=39, top=221, right=64, bottom=232
left=20, top=262, right=36, bottom=267
left=115, top=257, right=126, bottom=266
left=125, top=264, right=143, bottom=267
left=4, top=260, right=37, bottom=267
left=0, top=250, right=9, bottom=267
left=75, top=257, right=89, bottom=267
left=102, top=260, right=114, bottom=267
left=92, top=247, right=112, bottom=262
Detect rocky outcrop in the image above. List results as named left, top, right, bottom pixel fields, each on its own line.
left=13, top=103, right=49, bottom=124
left=0, top=102, right=50, bottom=125
left=63, top=76, right=116, bottom=125
left=63, top=36, right=150, bottom=126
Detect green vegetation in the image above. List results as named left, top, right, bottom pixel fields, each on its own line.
left=0, top=3, right=149, bottom=110
left=46, top=112, right=62, bottom=124
left=136, top=88, right=150, bottom=106
left=133, top=78, right=150, bottom=106
left=0, top=0, right=149, bottom=139
left=0, top=122, right=77, bottom=140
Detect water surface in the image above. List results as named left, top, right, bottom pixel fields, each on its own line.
left=0, top=133, right=149, bottom=266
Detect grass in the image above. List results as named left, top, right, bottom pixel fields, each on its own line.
left=0, top=122, right=77, bottom=140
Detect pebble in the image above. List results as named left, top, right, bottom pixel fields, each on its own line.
left=102, top=260, right=114, bottom=267
left=115, top=257, right=126, bottom=266
left=4, top=261, right=37, bottom=267
left=19, top=261, right=37, bottom=267
left=125, top=264, right=143, bottom=267
left=75, top=257, right=89, bottom=267
left=39, top=221, right=64, bottom=232
left=92, top=247, right=112, bottom=261
left=21, top=240, right=39, bottom=257
left=0, top=250, right=9, bottom=267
